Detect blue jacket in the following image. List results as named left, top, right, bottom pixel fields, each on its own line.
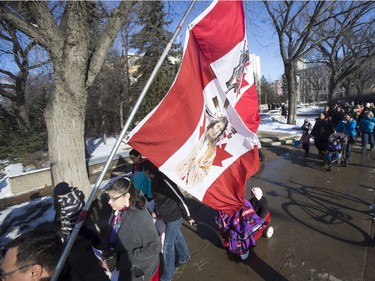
left=336, top=119, right=357, bottom=137
left=359, top=117, right=375, bottom=133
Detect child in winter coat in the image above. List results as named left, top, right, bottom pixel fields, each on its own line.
left=300, top=129, right=311, bottom=155
left=249, top=187, right=268, bottom=218
left=54, top=181, right=85, bottom=243
left=326, top=139, right=342, bottom=163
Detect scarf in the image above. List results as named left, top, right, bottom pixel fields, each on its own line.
left=108, top=206, right=128, bottom=249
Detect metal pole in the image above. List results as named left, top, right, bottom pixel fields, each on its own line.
left=50, top=1, right=196, bottom=280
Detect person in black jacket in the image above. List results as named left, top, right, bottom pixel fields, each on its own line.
left=311, top=112, right=335, bottom=157
left=249, top=187, right=268, bottom=218
left=142, top=160, right=195, bottom=281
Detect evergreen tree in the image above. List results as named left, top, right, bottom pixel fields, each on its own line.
left=130, top=1, right=182, bottom=121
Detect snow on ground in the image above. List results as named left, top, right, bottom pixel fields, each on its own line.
left=0, top=105, right=324, bottom=246
left=0, top=197, right=55, bottom=246
left=258, top=105, right=321, bottom=135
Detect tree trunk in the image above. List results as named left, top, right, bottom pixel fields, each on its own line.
left=45, top=69, right=90, bottom=197
left=14, top=74, right=31, bottom=132
left=285, top=63, right=297, bottom=125
left=44, top=5, right=92, bottom=197
left=328, top=75, right=339, bottom=108
left=14, top=104, right=31, bottom=132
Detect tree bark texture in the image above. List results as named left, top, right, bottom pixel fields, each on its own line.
left=285, top=63, right=297, bottom=125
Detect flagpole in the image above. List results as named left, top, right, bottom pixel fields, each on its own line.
left=50, top=1, right=196, bottom=280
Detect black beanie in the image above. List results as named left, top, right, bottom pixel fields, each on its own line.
left=54, top=182, right=71, bottom=196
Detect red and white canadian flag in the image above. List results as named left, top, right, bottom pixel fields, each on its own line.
left=125, top=0, right=260, bottom=215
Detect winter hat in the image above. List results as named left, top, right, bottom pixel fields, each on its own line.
left=54, top=182, right=71, bottom=196
left=251, top=187, right=263, bottom=200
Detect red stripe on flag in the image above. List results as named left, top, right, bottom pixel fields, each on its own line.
left=235, top=84, right=260, bottom=133
left=202, top=147, right=260, bottom=216
left=192, top=1, right=245, bottom=63
left=128, top=36, right=215, bottom=167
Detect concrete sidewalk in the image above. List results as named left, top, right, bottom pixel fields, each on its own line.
left=173, top=143, right=375, bottom=281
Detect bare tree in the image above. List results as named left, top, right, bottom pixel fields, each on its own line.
left=306, top=65, right=330, bottom=102
left=0, top=20, right=49, bottom=133
left=119, top=16, right=135, bottom=129
left=0, top=1, right=135, bottom=197
left=312, top=1, right=375, bottom=106
left=263, top=1, right=331, bottom=124
left=352, top=57, right=375, bottom=97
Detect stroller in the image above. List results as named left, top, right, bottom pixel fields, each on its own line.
left=324, top=132, right=348, bottom=171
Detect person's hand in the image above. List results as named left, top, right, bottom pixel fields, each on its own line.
left=103, top=256, right=116, bottom=272
left=188, top=218, right=196, bottom=226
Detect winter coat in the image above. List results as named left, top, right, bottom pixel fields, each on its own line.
left=57, top=264, right=85, bottom=281
left=153, top=173, right=192, bottom=223
left=359, top=117, right=375, bottom=133
left=66, top=226, right=110, bottom=281
left=328, top=143, right=342, bottom=152
left=57, top=187, right=85, bottom=236
left=311, top=118, right=334, bottom=141
left=336, top=119, right=357, bottom=137
left=111, top=205, right=161, bottom=281
left=300, top=132, right=311, bottom=144
left=250, top=196, right=268, bottom=218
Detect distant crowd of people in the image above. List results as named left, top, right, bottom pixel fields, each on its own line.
left=299, top=101, right=375, bottom=162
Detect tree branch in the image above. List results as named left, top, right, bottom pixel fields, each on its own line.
left=86, top=1, right=136, bottom=88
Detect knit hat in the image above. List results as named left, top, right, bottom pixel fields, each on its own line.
left=251, top=187, right=263, bottom=200
left=54, top=182, right=71, bottom=196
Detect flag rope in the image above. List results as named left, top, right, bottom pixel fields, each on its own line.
left=50, top=1, right=197, bottom=280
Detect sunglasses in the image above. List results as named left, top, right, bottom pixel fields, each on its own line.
left=0, top=248, right=33, bottom=278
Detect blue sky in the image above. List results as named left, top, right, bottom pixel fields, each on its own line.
left=166, top=1, right=284, bottom=81
left=1, top=1, right=284, bottom=82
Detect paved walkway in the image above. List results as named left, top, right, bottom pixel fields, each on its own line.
left=172, top=140, right=375, bottom=281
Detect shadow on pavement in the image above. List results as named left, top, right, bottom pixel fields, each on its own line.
left=263, top=177, right=372, bottom=247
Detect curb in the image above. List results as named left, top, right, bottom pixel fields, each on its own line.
left=258, top=131, right=300, bottom=147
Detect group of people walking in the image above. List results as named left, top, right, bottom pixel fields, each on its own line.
left=0, top=150, right=196, bottom=281
left=300, top=101, right=375, bottom=162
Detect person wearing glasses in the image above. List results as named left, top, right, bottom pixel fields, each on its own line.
left=104, top=177, right=161, bottom=281
left=0, top=228, right=82, bottom=281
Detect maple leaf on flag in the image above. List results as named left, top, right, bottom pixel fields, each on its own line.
left=212, top=143, right=233, bottom=167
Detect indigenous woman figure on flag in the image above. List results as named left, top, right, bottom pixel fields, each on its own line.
left=176, top=116, right=228, bottom=187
